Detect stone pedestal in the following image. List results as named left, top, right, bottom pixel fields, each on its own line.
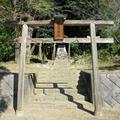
left=56, top=44, right=67, bottom=59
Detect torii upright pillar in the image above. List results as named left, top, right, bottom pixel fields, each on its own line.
left=90, top=23, right=102, bottom=116
left=17, top=24, right=28, bottom=116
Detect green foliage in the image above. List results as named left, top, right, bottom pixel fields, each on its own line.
left=102, top=23, right=120, bottom=43
left=70, top=44, right=91, bottom=57
left=0, top=23, right=15, bottom=41
left=0, top=44, right=15, bottom=61
left=36, top=27, right=53, bottom=38
left=0, top=0, right=119, bottom=63
left=0, top=0, right=13, bottom=20
left=54, top=0, right=98, bottom=19
left=99, top=0, right=120, bottom=20
left=111, top=44, right=120, bottom=55
left=0, top=22, right=15, bottom=61
left=0, top=0, right=53, bottom=20
left=98, top=49, right=111, bottom=61
left=26, top=0, right=54, bottom=19
left=97, top=44, right=120, bottom=62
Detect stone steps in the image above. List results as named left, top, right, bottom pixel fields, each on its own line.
left=34, top=88, right=73, bottom=94
left=33, top=88, right=85, bottom=101
left=29, top=58, right=89, bottom=110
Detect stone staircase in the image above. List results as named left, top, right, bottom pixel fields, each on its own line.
left=27, top=58, right=93, bottom=110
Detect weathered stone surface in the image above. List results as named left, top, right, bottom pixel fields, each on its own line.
left=83, top=72, right=120, bottom=108
left=0, top=74, right=14, bottom=108
left=0, top=73, right=33, bottom=110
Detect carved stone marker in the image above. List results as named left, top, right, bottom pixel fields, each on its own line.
left=56, top=44, right=67, bottom=58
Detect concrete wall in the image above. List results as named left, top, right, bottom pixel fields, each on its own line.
left=0, top=73, right=34, bottom=112
left=80, top=71, right=120, bottom=108
left=100, top=74, right=120, bottom=108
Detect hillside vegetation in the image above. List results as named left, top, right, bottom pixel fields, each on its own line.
left=0, top=0, right=120, bottom=64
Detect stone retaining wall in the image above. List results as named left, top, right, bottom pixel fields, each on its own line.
left=80, top=71, right=120, bottom=108
left=0, top=73, right=34, bottom=112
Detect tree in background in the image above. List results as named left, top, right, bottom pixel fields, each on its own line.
left=0, top=22, right=16, bottom=61
left=0, top=0, right=53, bottom=21
left=0, top=0, right=119, bottom=62
left=54, top=0, right=99, bottom=19
left=27, top=0, right=54, bottom=19
left=99, top=0, right=120, bottom=21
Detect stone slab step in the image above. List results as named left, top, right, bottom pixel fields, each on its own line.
left=35, top=83, right=72, bottom=89
left=64, top=91, right=85, bottom=101
left=57, top=84, right=72, bottom=88
left=50, top=75, right=70, bottom=78
left=34, top=88, right=60, bottom=94
left=70, top=94, right=85, bottom=101
left=36, top=83, right=54, bottom=88
left=31, top=94, right=68, bottom=102
left=37, top=77, right=70, bottom=79
left=33, top=89, right=44, bottom=94
left=45, top=89, right=61, bottom=95
left=36, top=80, right=67, bottom=83
left=28, top=101, right=77, bottom=109
left=51, top=78, right=71, bottom=81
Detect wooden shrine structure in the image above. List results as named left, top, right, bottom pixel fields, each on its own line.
left=15, top=19, right=114, bottom=116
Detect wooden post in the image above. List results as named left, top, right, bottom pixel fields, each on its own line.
left=68, top=43, right=71, bottom=58
left=26, top=27, right=33, bottom=63
left=90, top=23, right=102, bottom=116
left=52, top=43, right=56, bottom=60
left=17, top=24, right=28, bottom=115
left=15, top=43, right=20, bottom=63
left=26, top=42, right=31, bottom=63
left=39, top=43, right=42, bottom=60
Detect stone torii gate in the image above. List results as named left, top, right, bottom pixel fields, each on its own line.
left=16, top=19, right=114, bottom=116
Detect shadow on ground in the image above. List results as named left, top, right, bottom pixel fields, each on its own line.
left=77, top=71, right=92, bottom=103
left=31, top=73, right=94, bottom=115
left=99, top=64, right=120, bottom=71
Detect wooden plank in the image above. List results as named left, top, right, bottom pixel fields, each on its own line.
left=26, top=42, right=31, bottom=63
left=1, top=37, right=114, bottom=44
left=52, top=43, right=56, bottom=60
left=17, top=20, right=114, bottom=26
left=31, top=44, right=36, bottom=54
left=90, top=23, right=102, bottom=115
left=23, top=38, right=114, bottom=44
left=17, top=20, right=53, bottom=26
left=39, top=43, right=42, bottom=60
left=68, top=43, right=71, bottom=58
left=65, top=20, right=114, bottom=26
left=17, top=24, right=28, bottom=112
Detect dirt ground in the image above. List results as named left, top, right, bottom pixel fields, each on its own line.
left=1, top=107, right=120, bottom=120
left=0, top=60, right=120, bottom=120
